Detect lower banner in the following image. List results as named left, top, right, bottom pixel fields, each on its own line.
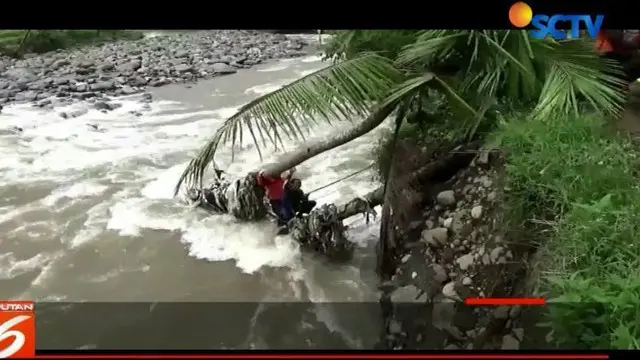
left=0, top=301, right=618, bottom=358
left=32, top=351, right=611, bottom=359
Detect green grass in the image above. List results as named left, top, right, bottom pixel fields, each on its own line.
left=495, top=114, right=640, bottom=349
left=0, top=30, right=144, bottom=57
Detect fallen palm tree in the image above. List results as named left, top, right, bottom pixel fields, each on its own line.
left=186, top=143, right=479, bottom=262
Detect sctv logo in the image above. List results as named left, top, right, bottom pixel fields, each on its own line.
left=509, top=2, right=604, bottom=40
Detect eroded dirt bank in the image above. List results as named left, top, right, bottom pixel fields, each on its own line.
left=376, top=145, right=550, bottom=350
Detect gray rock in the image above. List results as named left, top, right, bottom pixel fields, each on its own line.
left=14, top=91, right=38, bottom=102
left=51, top=59, right=71, bottom=70
left=130, top=76, right=148, bottom=86
left=149, top=78, right=169, bottom=87
left=117, top=60, right=142, bottom=73
left=75, top=67, right=95, bottom=75
left=490, top=246, right=504, bottom=263
left=72, top=83, right=87, bottom=92
left=456, top=254, right=474, bottom=271
left=493, top=306, right=510, bottom=320
left=509, top=305, right=521, bottom=318
left=471, top=205, right=483, bottom=219
left=442, top=282, right=460, bottom=300
left=436, top=190, right=456, bottom=206
left=90, top=81, right=115, bottom=91
left=36, top=98, right=52, bottom=108
left=0, top=89, right=13, bottom=99
left=69, top=108, right=88, bottom=118
left=4, top=68, right=37, bottom=82
left=425, top=219, right=434, bottom=229
left=174, top=64, right=194, bottom=73
left=477, top=151, right=490, bottom=166
left=211, top=62, right=238, bottom=74
left=94, top=101, right=118, bottom=111
left=501, top=335, right=520, bottom=350
left=120, top=85, right=138, bottom=95
left=54, top=78, right=70, bottom=86
left=391, top=285, right=426, bottom=303
left=422, top=227, right=449, bottom=247
left=76, top=61, right=94, bottom=68
left=513, top=328, right=525, bottom=341
left=175, top=50, right=190, bottom=58
left=99, top=63, right=115, bottom=72
left=428, top=264, right=448, bottom=283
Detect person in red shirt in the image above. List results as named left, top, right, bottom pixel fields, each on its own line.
left=256, top=167, right=296, bottom=227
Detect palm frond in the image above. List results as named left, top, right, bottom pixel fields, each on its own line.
left=175, top=53, right=403, bottom=194
left=531, top=39, right=627, bottom=119
left=395, top=30, right=464, bottom=68
left=456, top=31, right=535, bottom=101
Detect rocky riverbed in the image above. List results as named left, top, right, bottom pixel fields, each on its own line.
left=378, top=148, right=550, bottom=350
left=0, top=30, right=310, bottom=113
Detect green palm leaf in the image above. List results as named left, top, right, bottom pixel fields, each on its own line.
left=395, top=30, right=464, bottom=67
left=399, top=30, right=625, bottom=120
left=175, top=53, right=403, bottom=193
left=531, top=39, right=627, bottom=119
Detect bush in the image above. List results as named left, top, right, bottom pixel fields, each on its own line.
left=496, top=114, right=640, bottom=349
left=0, top=30, right=144, bottom=57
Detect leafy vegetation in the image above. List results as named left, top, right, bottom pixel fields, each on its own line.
left=0, top=30, right=143, bottom=57
left=495, top=115, right=640, bottom=349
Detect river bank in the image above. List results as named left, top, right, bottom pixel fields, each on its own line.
left=0, top=30, right=309, bottom=112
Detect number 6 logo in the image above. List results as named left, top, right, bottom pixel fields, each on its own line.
left=0, top=315, right=34, bottom=359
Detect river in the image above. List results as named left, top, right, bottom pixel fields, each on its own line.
left=0, top=43, right=390, bottom=349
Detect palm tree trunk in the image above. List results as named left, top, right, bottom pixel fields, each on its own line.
left=17, top=30, right=32, bottom=55
left=185, top=102, right=397, bottom=230
left=262, top=103, right=397, bottom=177
left=191, top=142, right=479, bottom=262
left=377, top=115, right=404, bottom=279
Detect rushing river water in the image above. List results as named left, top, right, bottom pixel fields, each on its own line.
left=0, top=43, right=391, bottom=348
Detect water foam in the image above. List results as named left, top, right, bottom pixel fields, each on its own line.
left=0, top=54, right=384, bottom=285
left=42, top=182, right=110, bottom=207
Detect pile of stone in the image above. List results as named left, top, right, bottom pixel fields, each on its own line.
left=378, top=149, right=536, bottom=350
left=0, top=30, right=309, bottom=108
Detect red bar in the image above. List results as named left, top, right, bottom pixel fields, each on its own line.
left=34, top=355, right=608, bottom=360
left=465, top=297, right=546, bottom=306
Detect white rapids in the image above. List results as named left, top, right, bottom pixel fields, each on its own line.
left=0, top=49, right=388, bottom=316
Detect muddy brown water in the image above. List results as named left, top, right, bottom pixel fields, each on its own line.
left=0, top=52, right=389, bottom=349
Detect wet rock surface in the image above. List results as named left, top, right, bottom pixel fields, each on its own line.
left=378, top=148, right=551, bottom=350
left=0, top=31, right=310, bottom=109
